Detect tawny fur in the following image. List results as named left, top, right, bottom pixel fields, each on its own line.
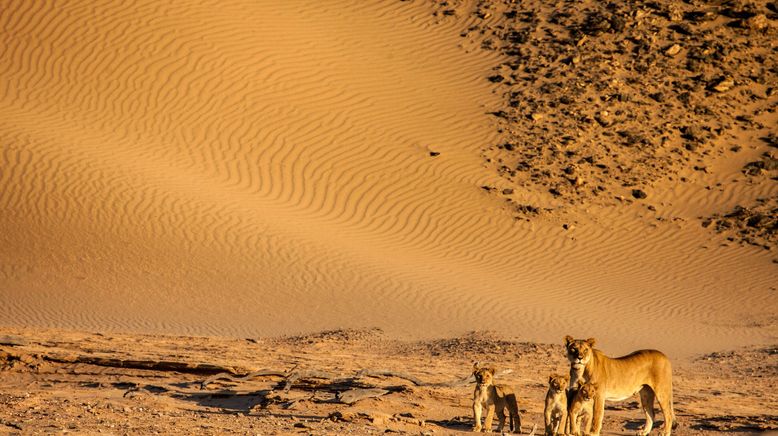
left=568, top=381, right=596, bottom=436
left=472, top=364, right=522, bottom=433
left=564, top=336, right=676, bottom=436
left=543, top=374, right=568, bottom=436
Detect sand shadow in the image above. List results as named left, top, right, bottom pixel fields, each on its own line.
left=427, top=415, right=473, bottom=432
left=175, top=389, right=273, bottom=413
left=688, top=415, right=776, bottom=432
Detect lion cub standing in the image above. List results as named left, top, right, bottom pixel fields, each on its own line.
left=472, top=364, right=522, bottom=433
left=544, top=374, right=568, bottom=436
left=568, top=381, right=597, bottom=436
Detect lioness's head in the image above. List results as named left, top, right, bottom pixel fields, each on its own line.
left=548, top=374, right=569, bottom=392
left=564, top=335, right=596, bottom=368
left=472, top=363, right=496, bottom=387
left=577, top=382, right=598, bottom=401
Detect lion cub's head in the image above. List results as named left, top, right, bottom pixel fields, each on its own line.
left=472, top=363, right=496, bottom=387
left=575, top=381, right=598, bottom=402
left=564, top=335, right=596, bottom=368
left=548, top=374, right=569, bottom=392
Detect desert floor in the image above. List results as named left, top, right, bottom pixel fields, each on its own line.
left=1, top=328, right=776, bottom=435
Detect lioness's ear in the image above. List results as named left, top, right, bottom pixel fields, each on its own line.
left=473, top=361, right=480, bottom=370
left=585, top=337, right=596, bottom=347
left=548, top=375, right=554, bottom=384
left=564, top=335, right=574, bottom=346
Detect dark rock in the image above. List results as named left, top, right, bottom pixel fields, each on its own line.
left=681, top=125, right=706, bottom=142
left=747, top=214, right=765, bottom=228
left=632, top=189, right=648, bottom=199
left=429, top=151, right=440, bottom=157
left=708, top=77, right=735, bottom=93
left=684, top=11, right=717, bottom=22
left=581, top=12, right=613, bottom=36
left=649, top=92, right=665, bottom=102
left=595, top=111, right=614, bottom=127
left=488, top=74, right=505, bottom=83
left=669, top=23, right=694, bottom=35
left=760, top=133, right=778, bottom=148
left=736, top=115, right=754, bottom=123
left=506, top=30, right=530, bottom=44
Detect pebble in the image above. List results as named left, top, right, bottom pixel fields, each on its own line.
left=709, top=77, right=735, bottom=93
left=595, top=110, right=613, bottom=127
left=664, top=44, right=682, bottom=56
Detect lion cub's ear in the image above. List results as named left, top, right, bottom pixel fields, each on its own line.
left=487, top=367, right=496, bottom=375
left=563, top=374, right=570, bottom=382
left=585, top=337, right=596, bottom=347
left=548, top=375, right=554, bottom=384
left=564, top=335, right=574, bottom=346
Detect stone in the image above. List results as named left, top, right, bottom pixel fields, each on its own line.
left=709, top=77, right=735, bottom=93
left=595, top=110, right=614, bottom=127
left=664, top=44, right=682, bottom=56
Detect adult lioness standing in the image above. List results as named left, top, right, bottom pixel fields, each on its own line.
left=564, top=336, right=676, bottom=436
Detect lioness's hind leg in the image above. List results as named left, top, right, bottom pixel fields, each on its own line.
left=639, top=386, right=656, bottom=436
left=655, top=387, right=674, bottom=436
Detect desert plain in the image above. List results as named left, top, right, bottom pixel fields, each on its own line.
left=0, top=0, right=776, bottom=434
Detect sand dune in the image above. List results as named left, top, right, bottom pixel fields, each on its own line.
left=0, top=0, right=775, bottom=358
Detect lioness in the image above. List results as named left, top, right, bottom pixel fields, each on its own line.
left=472, top=364, right=522, bottom=433
left=564, top=336, right=675, bottom=436
left=544, top=374, right=568, bottom=436
left=568, top=381, right=597, bottom=436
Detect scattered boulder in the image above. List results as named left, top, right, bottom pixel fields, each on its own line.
left=632, top=189, right=648, bottom=199
left=664, top=44, right=682, bottom=56
left=708, top=77, right=735, bottom=93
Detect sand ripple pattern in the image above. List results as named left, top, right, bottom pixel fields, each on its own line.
left=1, top=0, right=774, bottom=356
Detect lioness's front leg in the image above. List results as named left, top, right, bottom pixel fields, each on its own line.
left=591, top=394, right=605, bottom=436
left=473, top=402, right=483, bottom=432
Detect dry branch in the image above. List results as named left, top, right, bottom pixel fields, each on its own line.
left=199, top=368, right=290, bottom=389
left=337, top=388, right=391, bottom=404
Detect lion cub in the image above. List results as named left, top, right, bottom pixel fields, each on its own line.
left=472, top=364, right=522, bottom=433
left=544, top=374, right=568, bottom=436
left=568, top=381, right=597, bottom=436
